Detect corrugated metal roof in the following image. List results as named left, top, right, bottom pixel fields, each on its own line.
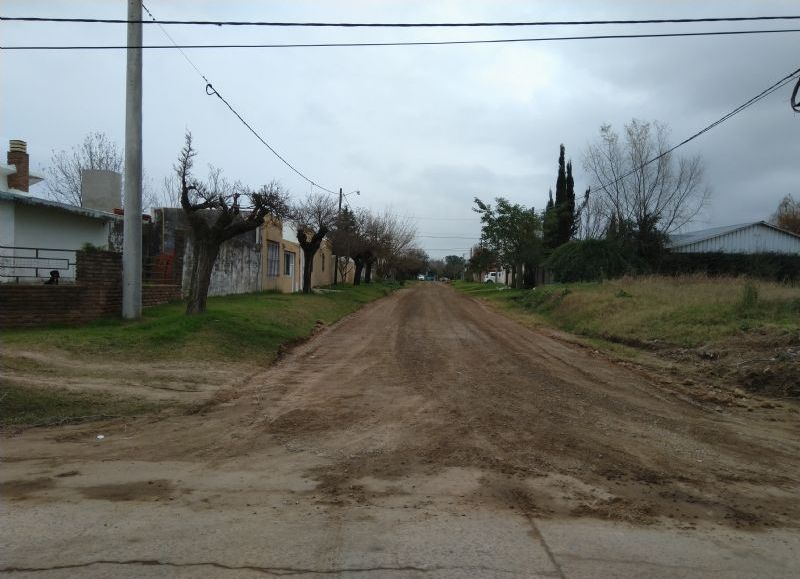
left=0, top=189, right=121, bottom=221
left=667, top=221, right=800, bottom=249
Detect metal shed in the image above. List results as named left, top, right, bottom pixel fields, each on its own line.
left=667, top=221, right=800, bottom=254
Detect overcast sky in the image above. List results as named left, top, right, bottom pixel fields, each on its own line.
left=2, top=1, right=798, bottom=258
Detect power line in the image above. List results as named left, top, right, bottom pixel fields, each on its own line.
left=591, top=65, right=800, bottom=194
left=139, top=2, right=337, bottom=195
left=401, top=215, right=480, bottom=221
left=4, top=28, right=800, bottom=50
left=418, top=235, right=480, bottom=239
left=3, top=14, right=800, bottom=27
left=141, top=2, right=207, bottom=83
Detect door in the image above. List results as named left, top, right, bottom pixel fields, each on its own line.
left=284, top=250, right=297, bottom=292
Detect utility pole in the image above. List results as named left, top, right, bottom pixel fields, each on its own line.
left=333, top=187, right=343, bottom=285
left=122, top=0, right=143, bottom=319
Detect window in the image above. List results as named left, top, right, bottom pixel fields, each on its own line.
left=267, top=241, right=280, bottom=278
left=321, top=252, right=325, bottom=271
left=284, top=251, right=294, bottom=276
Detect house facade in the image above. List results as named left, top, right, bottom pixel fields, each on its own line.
left=668, top=221, right=800, bottom=254
left=0, top=140, right=121, bottom=283
left=261, top=220, right=339, bottom=292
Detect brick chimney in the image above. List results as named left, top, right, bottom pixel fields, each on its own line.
left=7, top=140, right=29, bottom=192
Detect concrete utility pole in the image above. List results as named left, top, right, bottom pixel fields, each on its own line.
left=333, top=188, right=343, bottom=285
left=122, top=0, right=143, bottom=319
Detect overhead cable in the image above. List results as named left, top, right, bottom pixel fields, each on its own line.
left=592, top=65, right=800, bottom=193
left=3, top=14, right=800, bottom=27
left=140, top=2, right=337, bottom=195
left=4, top=28, right=800, bottom=50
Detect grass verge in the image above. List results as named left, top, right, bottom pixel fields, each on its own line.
left=455, top=276, right=800, bottom=348
left=1, top=282, right=401, bottom=426
left=455, top=276, right=800, bottom=398
left=1, top=282, right=401, bottom=364
left=0, top=381, right=163, bottom=428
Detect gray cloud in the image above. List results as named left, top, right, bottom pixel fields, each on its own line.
left=2, top=0, right=798, bottom=259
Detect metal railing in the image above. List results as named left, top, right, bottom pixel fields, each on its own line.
left=0, top=245, right=77, bottom=284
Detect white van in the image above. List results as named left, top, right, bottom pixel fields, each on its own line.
left=483, top=271, right=503, bottom=284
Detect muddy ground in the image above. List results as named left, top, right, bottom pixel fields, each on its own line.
left=5, top=282, right=800, bottom=524
left=3, top=282, right=800, bottom=577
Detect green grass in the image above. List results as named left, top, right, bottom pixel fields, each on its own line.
left=0, top=382, right=163, bottom=428
left=1, top=282, right=401, bottom=365
left=455, top=276, right=800, bottom=348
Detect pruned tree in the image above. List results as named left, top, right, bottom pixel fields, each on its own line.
left=583, top=119, right=710, bottom=239
left=45, top=131, right=122, bottom=206
left=291, top=192, right=338, bottom=293
left=177, top=132, right=290, bottom=314
left=772, top=194, right=800, bottom=234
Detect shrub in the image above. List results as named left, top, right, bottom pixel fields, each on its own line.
left=545, top=239, right=639, bottom=282
left=740, top=282, right=759, bottom=310
left=658, top=252, right=800, bottom=282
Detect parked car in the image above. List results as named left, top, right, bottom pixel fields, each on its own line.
left=483, top=272, right=501, bottom=283
left=417, top=274, right=425, bottom=281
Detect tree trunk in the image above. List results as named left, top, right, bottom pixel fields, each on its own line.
left=185, top=239, right=220, bottom=315
left=364, top=260, right=374, bottom=283
left=353, top=259, right=364, bottom=286
left=301, top=247, right=314, bottom=293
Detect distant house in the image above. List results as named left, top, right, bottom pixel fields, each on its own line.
left=261, top=220, right=341, bottom=293
left=0, top=140, right=122, bottom=283
left=668, top=221, right=800, bottom=255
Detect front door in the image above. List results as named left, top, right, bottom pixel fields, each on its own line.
left=284, top=251, right=297, bottom=292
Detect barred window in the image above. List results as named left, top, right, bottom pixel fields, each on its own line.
left=267, top=241, right=280, bottom=278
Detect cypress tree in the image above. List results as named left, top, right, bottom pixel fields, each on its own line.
left=563, top=160, right=577, bottom=241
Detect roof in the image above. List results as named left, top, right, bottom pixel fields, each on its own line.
left=667, top=221, right=800, bottom=248
left=0, top=189, right=121, bottom=221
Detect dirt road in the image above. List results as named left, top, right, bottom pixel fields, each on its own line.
left=3, top=282, right=800, bottom=578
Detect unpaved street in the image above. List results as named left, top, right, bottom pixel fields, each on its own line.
left=3, top=282, right=800, bottom=578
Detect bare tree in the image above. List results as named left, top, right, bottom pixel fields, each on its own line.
left=177, top=132, right=290, bottom=314
left=45, top=131, right=122, bottom=206
left=577, top=192, right=608, bottom=240
left=291, top=192, right=338, bottom=293
left=374, top=211, right=417, bottom=281
left=582, top=120, right=710, bottom=236
left=772, top=194, right=800, bottom=234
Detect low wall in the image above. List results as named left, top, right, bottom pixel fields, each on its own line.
left=182, top=238, right=262, bottom=297
left=0, top=250, right=181, bottom=328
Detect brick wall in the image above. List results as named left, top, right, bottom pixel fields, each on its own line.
left=142, top=284, right=181, bottom=307
left=1, top=250, right=181, bottom=328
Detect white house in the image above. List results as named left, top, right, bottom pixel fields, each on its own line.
left=0, top=140, right=121, bottom=283
left=668, top=221, right=800, bottom=255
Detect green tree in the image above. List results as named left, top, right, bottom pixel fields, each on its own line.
left=442, top=255, right=466, bottom=280
left=473, top=197, right=543, bottom=288
left=466, top=245, right=497, bottom=280
left=544, top=145, right=579, bottom=249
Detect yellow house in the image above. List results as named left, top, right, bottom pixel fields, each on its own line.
left=261, top=218, right=301, bottom=293
left=260, top=220, right=342, bottom=292
left=309, top=238, right=336, bottom=288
